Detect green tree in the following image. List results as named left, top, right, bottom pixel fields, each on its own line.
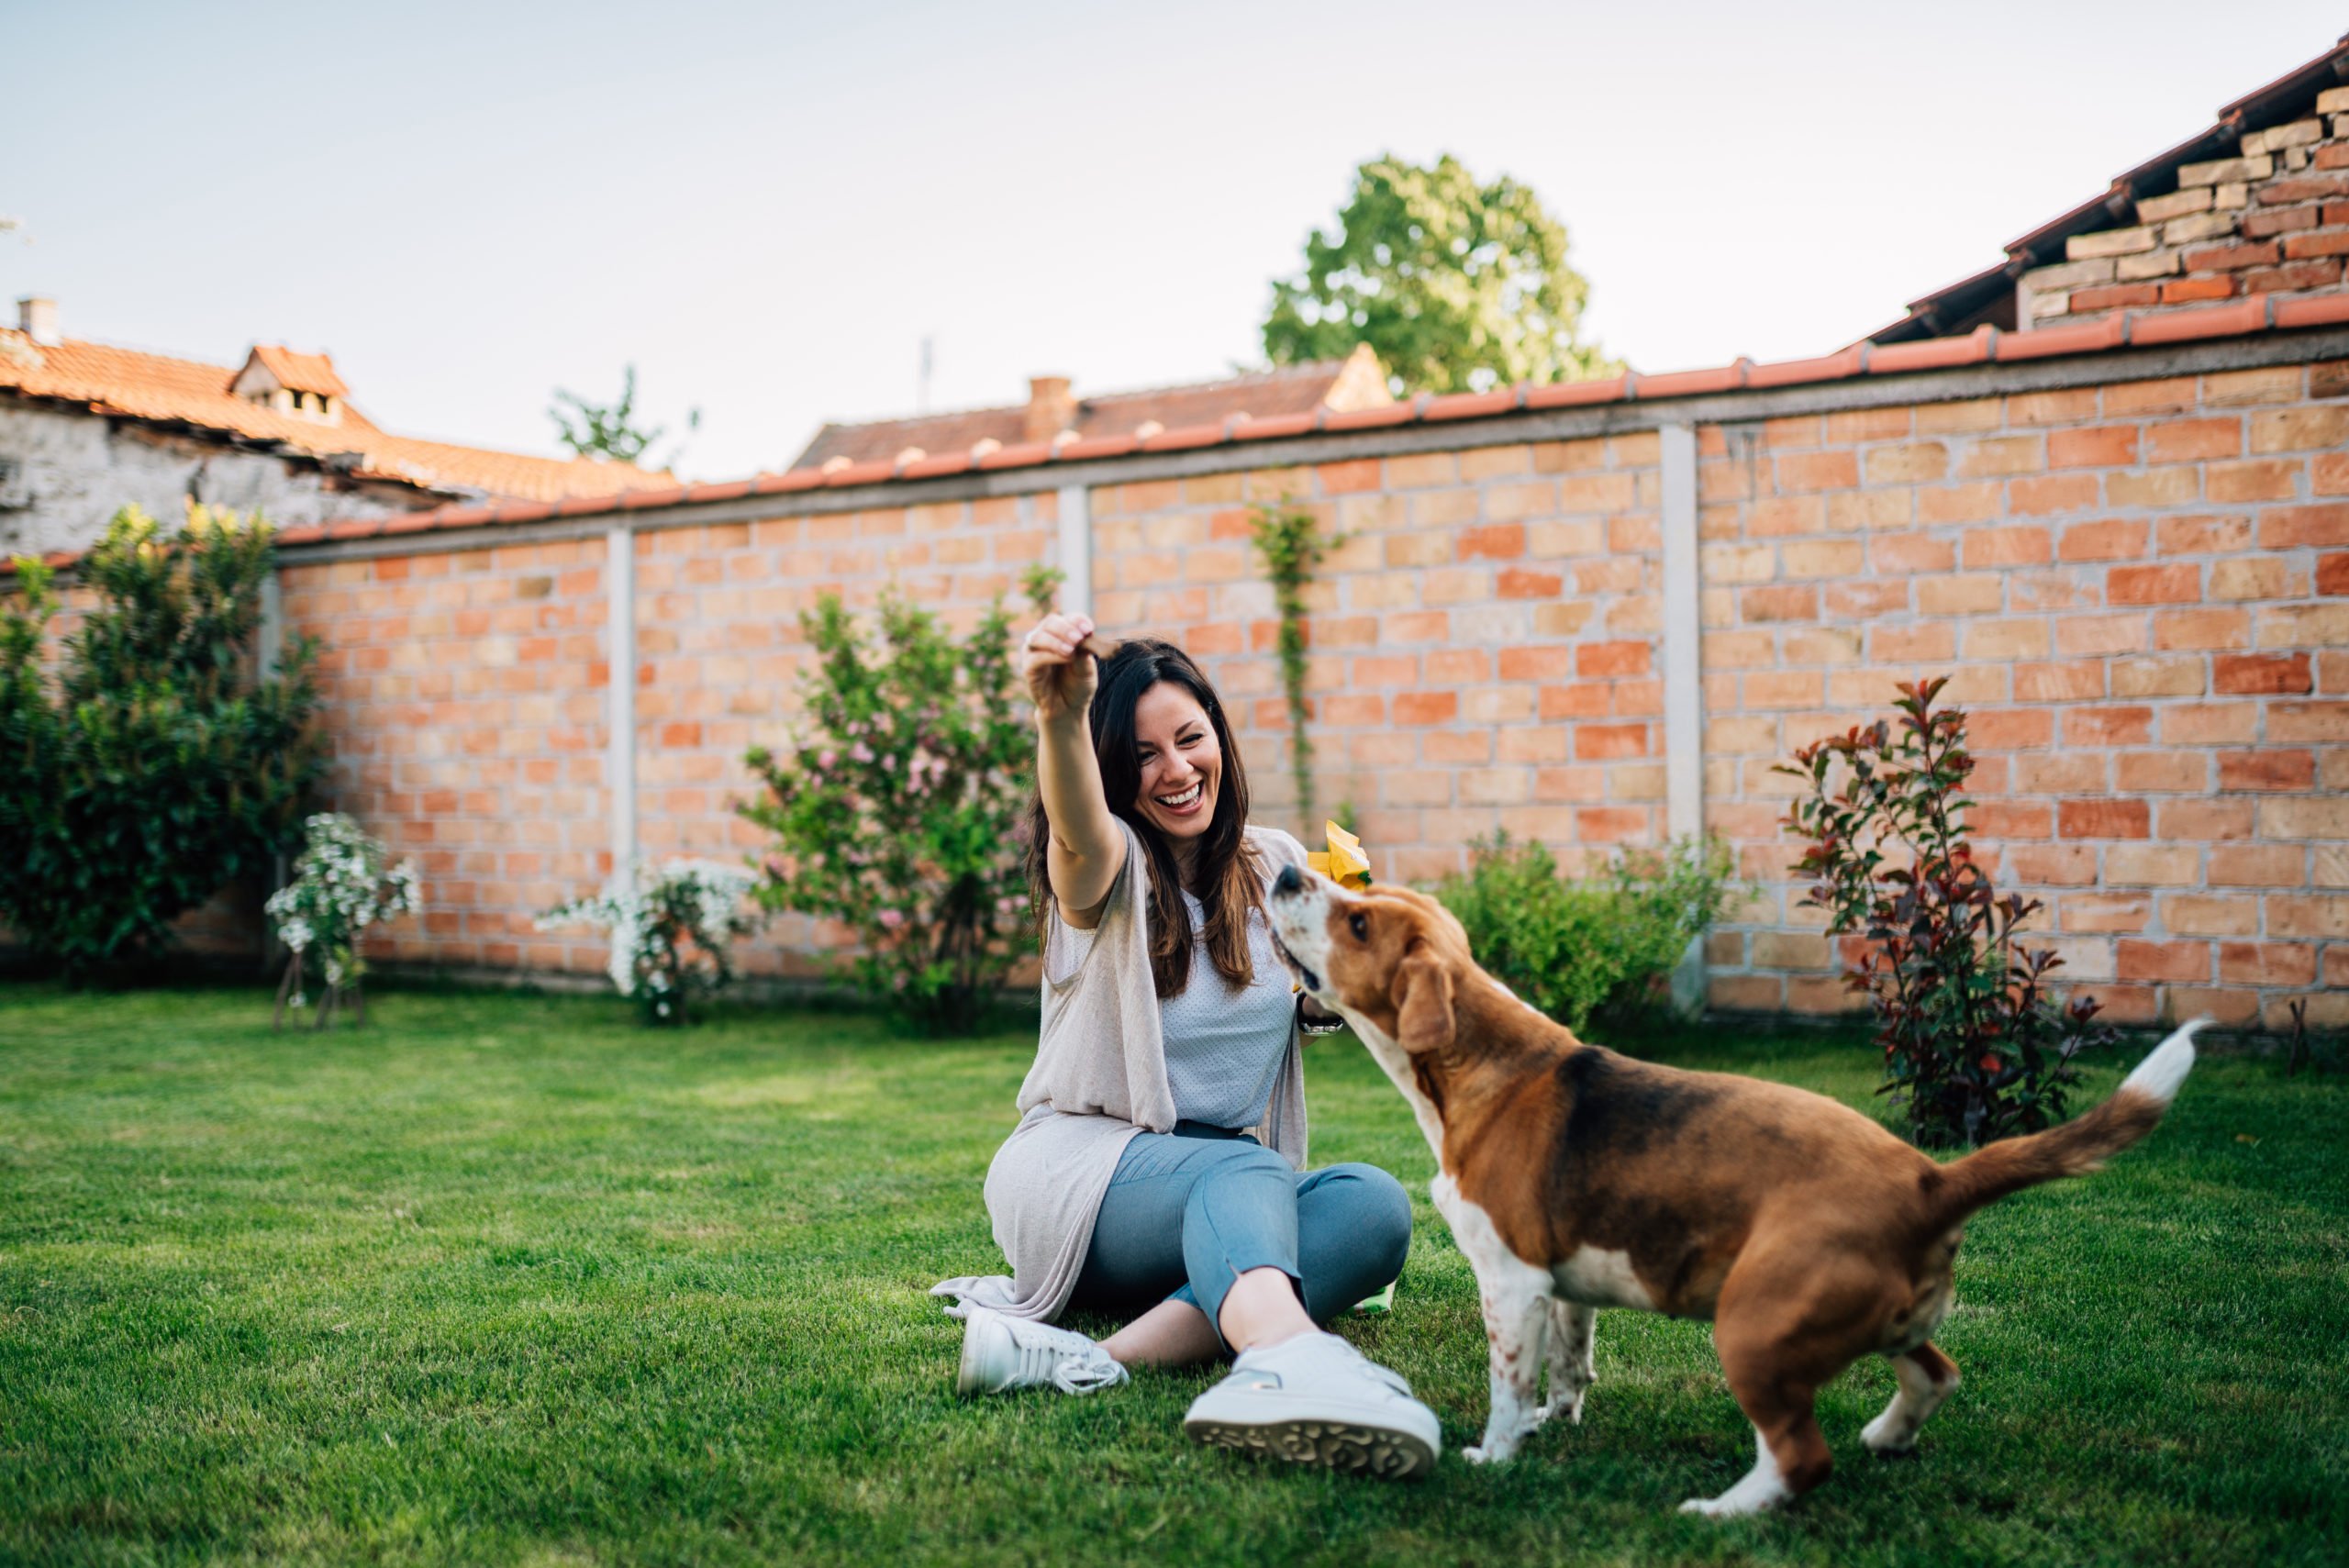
left=1264, top=153, right=1619, bottom=395
left=549, top=364, right=699, bottom=466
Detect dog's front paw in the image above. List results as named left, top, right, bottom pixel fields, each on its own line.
left=1463, top=1435, right=1520, bottom=1466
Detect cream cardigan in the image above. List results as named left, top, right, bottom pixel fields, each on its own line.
left=930, top=819, right=1310, bottom=1323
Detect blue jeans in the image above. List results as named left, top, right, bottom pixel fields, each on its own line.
left=1068, top=1124, right=1412, bottom=1351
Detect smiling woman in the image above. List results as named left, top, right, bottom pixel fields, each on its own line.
left=929, top=621, right=1437, bottom=1478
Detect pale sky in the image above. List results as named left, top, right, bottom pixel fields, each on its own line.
left=6, top=2, right=2344, bottom=482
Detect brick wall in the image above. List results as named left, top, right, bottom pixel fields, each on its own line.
left=1693, top=366, right=2348, bottom=1031
left=627, top=497, right=1056, bottom=977
left=280, top=539, right=618, bottom=975
left=17, top=344, right=2344, bottom=1032
left=2025, top=88, right=2349, bottom=328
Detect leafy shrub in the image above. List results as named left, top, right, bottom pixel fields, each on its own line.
left=738, top=590, right=1039, bottom=1034
left=1778, top=677, right=2112, bottom=1149
left=1429, top=833, right=1738, bottom=1033
left=265, top=812, right=421, bottom=1022
left=0, top=506, right=321, bottom=983
left=538, top=860, right=761, bottom=1026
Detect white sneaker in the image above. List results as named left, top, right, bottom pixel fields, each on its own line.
left=1182, top=1330, right=1441, bottom=1478
left=955, top=1307, right=1129, bottom=1396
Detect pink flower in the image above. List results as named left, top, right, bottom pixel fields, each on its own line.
left=849, top=742, right=874, bottom=764
left=877, top=908, right=905, bottom=929
left=817, top=749, right=837, bottom=769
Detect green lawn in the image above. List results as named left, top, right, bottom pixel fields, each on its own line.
left=1, top=983, right=2343, bottom=1567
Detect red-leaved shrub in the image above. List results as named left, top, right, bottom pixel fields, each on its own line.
left=1777, top=678, right=2113, bottom=1149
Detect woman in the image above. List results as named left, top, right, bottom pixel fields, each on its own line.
left=930, top=614, right=1440, bottom=1477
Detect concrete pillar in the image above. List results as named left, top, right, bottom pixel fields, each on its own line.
left=606, top=525, right=637, bottom=875
left=1659, top=422, right=1707, bottom=1015
left=1056, top=484, right=1091, bottom=618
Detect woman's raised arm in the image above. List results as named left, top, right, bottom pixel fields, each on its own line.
left=1026, top=612, right=1122, bottom=923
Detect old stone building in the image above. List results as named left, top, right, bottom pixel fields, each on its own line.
left=0, top=299, right=676, bottom=557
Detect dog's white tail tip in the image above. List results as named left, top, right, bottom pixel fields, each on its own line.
left=2120, top=1016, right=2207, bottom=1107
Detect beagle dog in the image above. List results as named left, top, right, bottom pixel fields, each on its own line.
left=1265, top=864, right=2201, bottom=1516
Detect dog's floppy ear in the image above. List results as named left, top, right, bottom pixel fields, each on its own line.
left=1391, top=942, right=1454, bottom=1055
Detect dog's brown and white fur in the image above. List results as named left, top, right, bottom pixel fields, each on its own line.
left=1268, top=866, right=2201, bottom=1516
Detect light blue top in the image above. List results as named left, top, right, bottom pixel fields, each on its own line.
left=1155, top=888, right=1295, bottom=1129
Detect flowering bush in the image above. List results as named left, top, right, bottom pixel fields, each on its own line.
left=264, top=812, right=420, bottom=1023
left=738, top=588, right=1040, bottom=1034
left=1778, top=677, right=2112, bottom=1149
left=1, top=505, right=321, bottom=984
left=538, top=860, right=762, bottom=1025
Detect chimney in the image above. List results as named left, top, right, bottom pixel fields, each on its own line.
left=1023, top=375, right=1076, bottom=445
left=17, top=296, right=59, bottom=347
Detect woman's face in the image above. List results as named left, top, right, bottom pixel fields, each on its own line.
left=1130, top=680, right=1221, bottom=843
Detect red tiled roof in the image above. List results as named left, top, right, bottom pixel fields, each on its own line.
left=88, top=290, right=2322, bottom=567
left=0, top=329, right=677, bottom=505
left=791, top=347, right=1392, bottom=470
left=1869, top=34, right=2349, bottom=342
left=245, top=344, right=349, bottom=398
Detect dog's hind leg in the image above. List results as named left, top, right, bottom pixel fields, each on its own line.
left=1862, top=1342, right=1960, bottom=1455
left=1538, top=1299, right=1596, bottom=1428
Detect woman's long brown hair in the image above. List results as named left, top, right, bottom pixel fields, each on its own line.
left=1024, top=638, right=1262, bottom=998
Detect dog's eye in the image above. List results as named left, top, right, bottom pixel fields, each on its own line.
left=1348, top=912, right=1368, bottom=941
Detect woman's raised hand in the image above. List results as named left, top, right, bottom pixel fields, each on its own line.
left=1023, top=612, right=1101, bottom=725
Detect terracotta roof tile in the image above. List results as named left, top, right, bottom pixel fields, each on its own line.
left=20, top=293, right=2345, bottom=577
left=1871, top=36, right=2349, bottom=342
left=246, top=344, right=350, bottom=398
left=0, top=328, right=676, bottom=505
left=790, top=346, right=1394, bottom=469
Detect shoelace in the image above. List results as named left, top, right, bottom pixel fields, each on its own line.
left=1329, top=1339, right=1415, bottom=1398
left=1009, top=1325, right=1125, bottom=1395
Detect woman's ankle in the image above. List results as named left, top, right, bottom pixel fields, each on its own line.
left=1217, top=1266, right=1317, bottom=1353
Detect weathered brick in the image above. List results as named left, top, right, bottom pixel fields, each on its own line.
left=2066, top=225, right=2157, bottom=259
left=2269, top=895, right=2349, bottom=939
left=2217, top=940, right=2317, bottom=985
left=2059, top=519, right=2148, bottom=562
left=2147, top=417, right=2243, bottom=462
left=2162, top=895, right=2259, bottom=937
left=2117, top=751, right=2207, bottom=793
left=1457, top=523, right=1528, bottom=561
left=2209, top=845, right=2306, bottom=888
left=2107, top=845, right=2203, bottom=885
left=2009, top=474, right=2100, bottom=516
left=1956, top=435, right=2044, bottom=478
left=2110, top=655, right=2206, bottom=697
left=2151, top=609, right=2249, bottom=651
left=2107, top=563, right=2202, bottom=605
left=2184, top=239, right=2281, bottom=271
left=2250, top=405, right=2349, bottom=452
left=2219, top=750, right=2316, bottom=791
left=2008, top=844, right=2099, bottom=884
left=2259, top=797, right=2349, bottom=839
left=2206, top=458, right=2301, bottom=503
left=2159, top=799, right=2254, bottom=840
left=2065, top=706, right=2154, bottom=747
left=2160, top=702, right=2256, bottom=744
left=2214, top=652, right=2312, bottom=695
left=2049, top=425, right=2140, bottom=468
left=2259, top=503, right=2349, bottom=547
left=2014, top=660, right=2106, bottom=700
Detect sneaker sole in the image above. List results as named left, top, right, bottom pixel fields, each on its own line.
left=1184, top=1414, right=1436, bottom=1479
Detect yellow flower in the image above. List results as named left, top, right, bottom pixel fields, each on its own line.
left=1305, top=820, right=1370, bottom=889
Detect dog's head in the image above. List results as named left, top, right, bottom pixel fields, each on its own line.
left=1266, top=862, right=1474, bottom=1056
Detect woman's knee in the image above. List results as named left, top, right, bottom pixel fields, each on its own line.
left=1316, top=1162, right=1413, bottom=1275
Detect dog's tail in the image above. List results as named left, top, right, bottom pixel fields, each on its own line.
left=1926, top=1018, right=2205, bottom=1227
